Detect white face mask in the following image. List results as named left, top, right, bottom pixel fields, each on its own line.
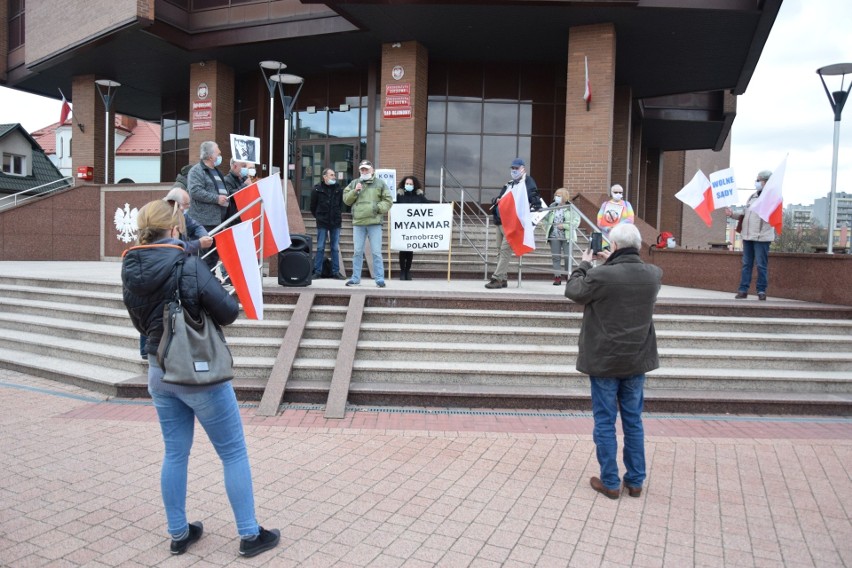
left=325, top=176, right=336, bottom=185
left=554, top=196, right=562, bottom=205
left=755, top=181, right=764, bottom=191
left=404, top=184, right=414, bottom=192
left=510, top=169, right=522, bottom=180
left=612, top=193, right=623, bottom=201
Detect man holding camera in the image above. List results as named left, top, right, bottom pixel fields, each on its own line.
left=564, top=223, right=662, bottom=500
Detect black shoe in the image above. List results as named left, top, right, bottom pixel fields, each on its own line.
left=312, top=272, right=321, bottom=279
left=758, top=292, right=767, bottom=301
left=734, top=292, right=747, bottom=299
left=239, top=527, right=280, bottom=557
left=171, top=521, right=203, bottom=555
left=333, top=273, right=347, bottom=280
left=345, top=279, right=359, bottom=286
left=485, top=278, right=505, bottom=289
left=376, top=281, right=386, bottom=288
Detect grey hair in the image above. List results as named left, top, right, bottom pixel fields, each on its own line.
left=608, top=223, right=641, bottom=250
left=610, top=184, right=624, bottom=195
left=322, top=168, right=336, bottom=177
left=199, top=141, right=218, bottom=161
left=757, top=170, right=772, bottom=181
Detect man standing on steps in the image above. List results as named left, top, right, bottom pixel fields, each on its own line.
left=343, top=160, right=393, bottom=288
left=485, top=158, right=541, bottom=289
left=564, top=223, right=662, bottom=500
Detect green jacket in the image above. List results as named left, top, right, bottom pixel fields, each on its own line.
left=343, top=176, right=393, bottom=225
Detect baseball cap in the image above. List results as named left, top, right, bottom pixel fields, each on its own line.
left=511, top=158, right=525, bottom=168
left=359, top=160, right=373, bottom=169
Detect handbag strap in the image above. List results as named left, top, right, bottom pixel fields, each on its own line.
left=172, top=260, right=185, bottom=304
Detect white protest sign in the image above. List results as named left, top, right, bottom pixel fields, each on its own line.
left=389, top=203, right=453, bottom=251
left=709, top=167, right=738, bottom=208
left=375, top=168, right=397, bottom=202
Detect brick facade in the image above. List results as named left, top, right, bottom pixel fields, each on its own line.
left=188, top=60, right=235, bottom=171
left=564, top=23, right=615, bottom=206
left=378, top=41, right=428, bottom=181
left=71, top=75, right=115, bottom=185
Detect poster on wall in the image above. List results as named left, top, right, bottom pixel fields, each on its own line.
left=376, top=168, right=397, bottom=202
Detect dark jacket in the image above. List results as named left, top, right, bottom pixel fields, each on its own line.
left=310, top=181, right=344, bottom=229
left=564, top=247, right=662, bottom=377
left=121, top=239, right=239, bottom=357
left=396, top=188, right=429, bottom=205
left=492, top=174, right=541, bottom=226
left=182, top=212, right=209, bottom=255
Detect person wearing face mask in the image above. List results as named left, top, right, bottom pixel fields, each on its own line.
left=543, top=187, right=581, bottom=285
left=725, top=170, right=775, bottom=300
left=245, top=166, right=258, bottom=185
left=222, top=158, right=249, bottom=230
left=485, top=158, right=542, bottom=289
left=596, top=184, right=635, bottom=237
left=343, top=160, right=394, bottom=287
left=187, top=141, right=230, bottom=278
left=310, top=168, right=346, bottom=280
left=394, top=175, right=429, bottom=280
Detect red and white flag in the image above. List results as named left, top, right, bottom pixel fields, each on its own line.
left=59, top=95, right=71, bottom=125
left=750, top=156, right=786, bottom=235
left=497, top=178, right=536, bottom=256
left=583, top=56, right=592, bottom=104
left=675, top=170, right=714, bottom=227
left=232, top=175, right=291, bottom=257
left=216, top=220, right=264, bottom=320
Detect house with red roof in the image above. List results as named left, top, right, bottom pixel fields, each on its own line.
left=32, top=115, right=160, bottom=183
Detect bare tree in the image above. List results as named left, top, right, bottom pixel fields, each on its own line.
left=772, top=211, right=827, bottom=253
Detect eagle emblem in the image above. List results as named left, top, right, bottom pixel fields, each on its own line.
left=114, top=203, right=139, bottom=243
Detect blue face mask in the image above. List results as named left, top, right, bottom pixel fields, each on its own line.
left=239, top=167, right=248, bottom=177
left=213, top=155, right=222, bottom=167
left=404, top=184, right=414, bottom=192
left=510, top=169, right=522, bottom=180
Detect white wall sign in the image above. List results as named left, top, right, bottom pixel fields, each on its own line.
left=375, top=168, right=397, bottom=202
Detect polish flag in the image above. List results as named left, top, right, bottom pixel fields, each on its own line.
left=232, top=175, right=291, bottom=257
left=583, top=56, right=592, bottom=104
left=497, top=178, right=536, bottom=256
left=215, top=220, right=264, bottom=320
left=750, top=156, right=786, bottom=235
left=59, top=95, right=71, bottom=125
left=675, top=170, right=714, bottom=227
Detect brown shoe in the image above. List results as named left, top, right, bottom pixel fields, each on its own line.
left=623, top=482, right=642, bottom=498
left=485, top=278, right=505, bottom=289
left=590, top=477, right=619, bottom=499
left=734, top=292, right=747, bottom=299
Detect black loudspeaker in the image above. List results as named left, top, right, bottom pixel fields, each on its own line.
left=278, top=234, right=313, bottom=287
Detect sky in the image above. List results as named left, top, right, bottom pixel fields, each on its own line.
left=0, top=0, right=850, bottom=206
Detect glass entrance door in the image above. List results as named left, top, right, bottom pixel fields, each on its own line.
left=296, top=139, right=362, bottom=210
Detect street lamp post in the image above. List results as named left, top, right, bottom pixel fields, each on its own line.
left=270, top=73, right=304, bottom=207
left=816, top=63, right=852, bottom=254
left=94, top=79, right=120, bottom=185
left=259, top=61, right=286, bottom=177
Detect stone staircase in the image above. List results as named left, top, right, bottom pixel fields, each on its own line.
left=0, top=272, right=850, bottom=415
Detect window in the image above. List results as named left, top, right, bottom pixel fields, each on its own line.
left=8, top=0, right=25, bottom=50
left=2, top=153, right=26, bottom=176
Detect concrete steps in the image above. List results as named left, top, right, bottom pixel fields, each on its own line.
left=0, top=271, right=850, bottom=415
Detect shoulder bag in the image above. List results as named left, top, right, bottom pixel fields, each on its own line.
left=157, top=261, right=234, bottom=386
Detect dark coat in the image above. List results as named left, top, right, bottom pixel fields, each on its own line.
left=121, top=239, right=239, bottom=357
left=310, top=181, right=344, bottom=229
left=492, top=174, right=541, bottom=226
left=564, top=248, right=662, bottom=378
left=187, top=162, right=228, bottom=226
left=396, top=188, right=429, bottom=204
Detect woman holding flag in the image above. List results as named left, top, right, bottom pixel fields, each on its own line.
left=726, top=169, right=775, bottom=301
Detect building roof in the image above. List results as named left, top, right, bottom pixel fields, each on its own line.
left=0, top=124, right=68, bottom=195
left=31, top=115, right=161, bottom=157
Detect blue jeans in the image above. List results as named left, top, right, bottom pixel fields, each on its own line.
left=314, top=226, right=341, bottom=274
left=148, top=381, right=259, bottom=539
left=351, top=224, right=384, bottom=284
left=589, top=374, right=646, bottom=490
left=739, top=240, right=769, bottom=294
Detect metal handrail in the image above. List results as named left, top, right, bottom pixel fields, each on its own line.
left=199, top=195, right=265, bottom=291
left=438, top=166, right=492, bottom=279
left=0, top=176, right=75, bottom=211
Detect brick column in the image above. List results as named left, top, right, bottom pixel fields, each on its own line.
left=188, top=61, right=234, bottom=170
left=378, top=41, right=428, bottom=180
left=611, top=85, right=632, bottom=194
left=71, top=75, right=114, bottom=185
left=564, top=23, right=615, bottom=206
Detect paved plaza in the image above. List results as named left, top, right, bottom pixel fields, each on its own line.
left=1, top=368, right=850, bottom=567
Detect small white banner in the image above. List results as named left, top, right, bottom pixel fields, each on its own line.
left=389, top=203, right=453, bottom=251
left=709, top=167, right=739, bottom=208
left=375, top=168, right=397, bottom=202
